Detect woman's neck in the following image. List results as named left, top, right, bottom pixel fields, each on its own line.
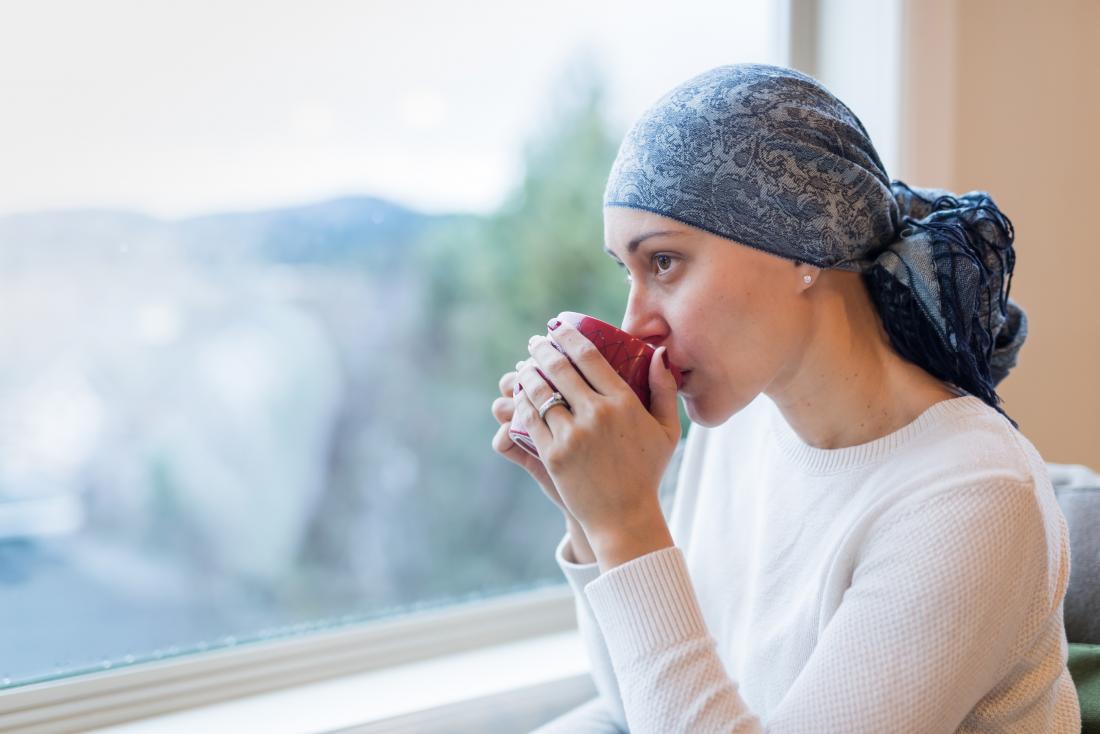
left=765, top=273, right=961, bottom=450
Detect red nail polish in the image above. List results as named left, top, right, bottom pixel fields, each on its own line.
left=547, top=318, right=562, bottom=331
left=661, top=349, right=670, bottom=369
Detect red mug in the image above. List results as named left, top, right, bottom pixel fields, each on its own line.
left=509, top=311, right=685, bottom=458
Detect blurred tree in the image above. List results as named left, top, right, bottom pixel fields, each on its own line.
left=393, top=49, right=632, bottom=596
left=318, top=48, right=691, bottom=604
left=412, top=47, right=625, bottom=388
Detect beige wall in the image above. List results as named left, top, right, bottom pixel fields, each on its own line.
left=899, top=0, right=1100, bottom=468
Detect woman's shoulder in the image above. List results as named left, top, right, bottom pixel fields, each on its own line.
left=863, top=398, right=1067, bottom=558
left=896, top=394, right=1050, bottom=491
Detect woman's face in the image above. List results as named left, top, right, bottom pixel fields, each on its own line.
left=603, top=206, right=813, bottom=427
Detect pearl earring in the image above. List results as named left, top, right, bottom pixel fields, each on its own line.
left=803, top=274, right=813, bottom=284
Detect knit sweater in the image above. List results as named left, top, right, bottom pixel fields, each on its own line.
left=536, top=393, right=1081, bottom=733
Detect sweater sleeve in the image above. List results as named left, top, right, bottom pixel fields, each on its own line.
left=554, top=532, right=629, bottom=732
left=581, top=479, right=1057, bottom=733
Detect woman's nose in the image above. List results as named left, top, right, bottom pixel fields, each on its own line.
left=621, top=290, right=667, bottom=341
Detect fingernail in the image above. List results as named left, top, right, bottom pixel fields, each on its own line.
left=661, top=348, right=670, bottom=370
left=547, top=318, right=562, bottom=331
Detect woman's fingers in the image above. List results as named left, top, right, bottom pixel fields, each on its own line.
left=491, top=421, right=519, bottom=457
left=492, top=421, right=535, bottom=472
left=526, top=336, right=590, bottom=414
left=535, top=320, right=624, bottom=398
left=491, top=396, right=514, bottom=424
left=513, top=371, right=556, bottom=447
left=492, top=421, right=546, bottom=475
left=490, top=387, right=569, bottom=514
left=491, top=424, right=566, bottom=511
left=498, top=370, right=518, bottom=399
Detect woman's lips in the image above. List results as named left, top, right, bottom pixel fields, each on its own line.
left=678, top=370, right=693, bottom=392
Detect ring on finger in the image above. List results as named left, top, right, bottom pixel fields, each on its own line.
left=537, top=391, right=570, bottom=421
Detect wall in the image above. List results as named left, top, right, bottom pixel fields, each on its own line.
left=818, top=0, right=903, bottom=175
left=900, top=0, right=1100, bottom=468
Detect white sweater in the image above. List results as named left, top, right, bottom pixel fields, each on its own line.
left=538, top=393, right=1081, bottom=733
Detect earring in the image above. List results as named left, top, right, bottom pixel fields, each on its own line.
left=803, top=274, right=813, bottom=284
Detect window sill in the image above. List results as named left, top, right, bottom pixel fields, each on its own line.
left=0, top=584, right=587, bottom=733
left=88, top=628, right=594, bottom=734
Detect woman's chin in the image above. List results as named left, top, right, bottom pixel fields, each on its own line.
left=682, top=391, right=745, bottom=428
left=682, top=395, right=724, bottom=428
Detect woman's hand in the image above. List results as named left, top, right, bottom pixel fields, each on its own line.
left=490, top=367, right=570, bottom=516
left=491, top=365, right=599, bottom=563
left=512, top=318, right=680, bottom=561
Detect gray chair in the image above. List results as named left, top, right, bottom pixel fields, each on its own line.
left=1049, top=462, right=1100, bottom=645
left=1049, top=462, right=1100, bottom=732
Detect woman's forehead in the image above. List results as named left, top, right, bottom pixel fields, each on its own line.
left=603, top=208, right=694, bottom=256
left=604, top=206, right=683, bottom=234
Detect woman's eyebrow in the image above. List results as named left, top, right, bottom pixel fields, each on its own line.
left=602, top=229, right=680, bottom=259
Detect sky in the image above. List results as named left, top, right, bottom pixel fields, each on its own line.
left=0, top=0, right=781, bottom=218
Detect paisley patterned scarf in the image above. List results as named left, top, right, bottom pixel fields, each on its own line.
left=603, top=63, right=1027, bottom=427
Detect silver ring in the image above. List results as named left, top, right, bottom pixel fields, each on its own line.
left=537, top=392, right=570, bottom=421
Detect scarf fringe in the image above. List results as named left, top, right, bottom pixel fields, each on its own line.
left=868, top=183, right=1019, bottom=429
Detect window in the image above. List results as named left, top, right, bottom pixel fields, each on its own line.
left=0, top=1, right=781, bottom=726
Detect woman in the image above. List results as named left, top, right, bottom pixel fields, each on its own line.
left=489, top=63, right=1079, bottom=733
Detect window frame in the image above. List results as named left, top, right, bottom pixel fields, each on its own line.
left=0, top=585, right=575, bottom=732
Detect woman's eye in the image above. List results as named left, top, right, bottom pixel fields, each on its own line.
left=619, top=255, right=674, bottom=284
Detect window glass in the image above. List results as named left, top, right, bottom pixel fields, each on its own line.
left=0, top=0, right=780, bottom=688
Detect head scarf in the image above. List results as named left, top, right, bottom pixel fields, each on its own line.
left=603, top=62, right=1027, bottom=427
